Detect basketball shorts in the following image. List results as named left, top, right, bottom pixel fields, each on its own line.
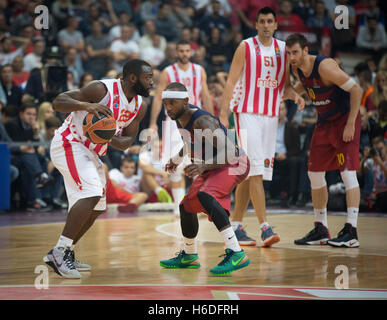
left=181, top=153, right=250, bottom=216
left=106, top=179, right=133, bottom=204
left=234, top=113, right=278, bottom=180
left=50, top=133, right=106, bottom=211
left=308, top=113, right=361, bottom=172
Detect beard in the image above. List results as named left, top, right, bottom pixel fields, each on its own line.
left=177, top=56, right=189, bottom=64
left=133, top=80, right=150, bottom=97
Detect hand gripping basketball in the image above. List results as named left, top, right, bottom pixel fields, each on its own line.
left=84, top=102, right=113, bottom=119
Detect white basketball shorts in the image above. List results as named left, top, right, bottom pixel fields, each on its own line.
left=50, top=133, right=106, bottom=211
left=234, top=113, right=278, bottom=180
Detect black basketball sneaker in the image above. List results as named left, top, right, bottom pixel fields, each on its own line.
left=294, top=222, right=330, bottom=245
left=328, top=223, right=360, bottom=248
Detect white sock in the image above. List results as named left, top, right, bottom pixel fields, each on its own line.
left=260, top=222, right=270, bottom=230
left=172, top=188, right=185, bottom=204
left=314, top=208, right=328, bottom=228
left=231, top=221, right=242, bottom=231
left=347, top=207, right=359, bottom=228
left=221, top=226, right=241, bottom=252
left=183, top=237, right=197, bottom=254
left=56, top=235, right=73, bottom=249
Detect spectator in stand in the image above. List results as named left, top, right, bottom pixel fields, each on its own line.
left=0, top=36, right=28, bottom=67
left=0, top=104, right=18, bottom=124
left=292, top=0, right=315, bottom=22
left=58, top=16, right=86, bottom=62
left=371, top=71, right=387, bottom=111
left=141, top=34, right=165, bottom=69
left=358, top=69, right=377, bottom=117
left=37, top=102, right=55, bottom=133
left=180, top=27, right=199, bottom=52
left=109, top=11, right=140, bottom=43
left=51, top=0, right=75, bottom=31
left=23, top=39, right=45, bottom=73
left=139, top=20, right=167, bottom=52
left=95, top=0, right=120, bottom=29
left=73, top=0, right=92, bottom=22
left=379, top=101, right=387, bottom=138
left=79, top=4, right=110, bottom=37
left=205, top=27, right=229, bottom=76
left=0, top=64, right=23, bottom=108
left=5, top=100, right=53, bottom=211
left=154, top=2, right=181, bottom=42
left=110, top=24, right=140, bottom=72
left=64, top=48, right=84, bottom=87
left=198, top=0, right=232, bottom=42
left=306, top=1, right=334, bottom=29
left=356, top=14, right=387, bottom=60
left=361, top=0, right=385, bottom=28
left=79, top=72, right=94, bottom=88
left=232, top=0, right=279, bottom=38
left=379, top=54, right=387, bottom=72
left=359, top=106, right=383, bottom=153
left=157, top=42, right=177, bottom=71
left=140, top=0, right=160, bottom=22
left=169, top=0, right=193, bottom=29
left=277, top=0, right=306, bottom=31
left=11, top=56, right=29, bottom=90
left=111, top=0, right=133, bottom=17
left=192, top=45, right=208, bottom=69
left=85, top=20, right=111, bottom=80
left=0, top=12, right=9, bottom=38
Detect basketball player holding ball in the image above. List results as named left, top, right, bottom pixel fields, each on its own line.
left=43, top=59, right=153, bottom=278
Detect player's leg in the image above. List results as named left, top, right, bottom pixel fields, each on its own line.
left=294, top=171, right=331, bottom=245
left=328, top=169, right=360, bottom=247
left=170, top=168, right=186, bottom=215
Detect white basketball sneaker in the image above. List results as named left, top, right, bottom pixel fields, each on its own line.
left=69, top=250, right=91, bottom=271
left=43, top=247, right=82, bottom=278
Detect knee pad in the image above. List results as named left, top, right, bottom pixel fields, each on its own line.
left=340, top=169, right=359, bottom=190
left=308, top=171, right=326, bottom=190
left=179, top=204, right=199, bottom=238
left=197, top=192, right=230, bottom=231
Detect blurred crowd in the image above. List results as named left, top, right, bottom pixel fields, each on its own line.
left=0, top=0, right=386, bottom=212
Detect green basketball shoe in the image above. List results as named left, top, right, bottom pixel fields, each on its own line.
left=160, top=250, right=200, bottom=269
left=157, top=188, right=173, bottom=203
left=210, top=249, right=250, bottom=276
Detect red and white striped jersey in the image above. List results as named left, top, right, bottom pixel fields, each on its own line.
left=165, top=62, right=203, bottom=108
left=230, top=36, right=287, bottom=117
left=55, top=79, right=143, bottom=156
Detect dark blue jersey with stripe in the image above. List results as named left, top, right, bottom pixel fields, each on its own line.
left=176, top=104, right=241, bottom=163
left=297, top=56, right=350, bottom=124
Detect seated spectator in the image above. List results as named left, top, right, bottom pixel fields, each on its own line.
left=356, top=14, right=387, bottom=60
left=269, top=102, right=306, bottom=207
left=371, top=71, right=387, bottom=110
left=141, top=34, right=165, bottom=69
left=180, top=27, right=200, bottom=53
left=11, top=56, right=29, bottom=89
left=379, top=101, right=387, bottom=139
left=105, top=156, right=148, bottom=213
left=79, top=72, right=94, bottom=89
left=360, top=0, right=385, bottom=28
left=51, top=0, right=74, bottom=31
left=0, top=36, right=27, bottom=67
left=0, top=64, right=22, bottom=108
left=204, top=27, right=229, bottom=77
left=57, top=16, right=86, bottom=61
left=111, top=0, right=133, bottom=17
left=277, top=0, right=306, bottom=31
left=292, top=0, right=316, bottom=22
left=5, top=101, right=53, bottom=211
left=108, top=11, right=140, bottom=43
left=79, top=4, right=111, bottom=37
left=64, top=48, right=84, bottom=87
left=139, top=20, right=167, bottom=53
left=154, top=2, right=180, bottom=42
left=23, top=39, right=45, bottom=73
left=198, top=0, right=232, bottom=42
left=358, top=69, right=377, bottom=116
left=140, top=0, right=160, bottom=22
left=361, top=137, right=387, bottom=211
left=359, top=106, right=383, bottom=153
left=192, top=45, right=207, bottom=69
left=138, top=139, right=176, bottom=205
left=157, top=42, right=177, bottom=71
left=85, top=20, right=111, bottom=80
left=169, top=0, right=193, bottom=28
left=1, top=104, right=18, bottom=124
left=306, top=1, right=334, bottom=29
left=37, top=102, right=55, bottom=133
left=110, top=24, right=140, bottom=72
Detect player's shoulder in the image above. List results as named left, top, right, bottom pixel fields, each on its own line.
left=317, top=57, right=340, bottom=73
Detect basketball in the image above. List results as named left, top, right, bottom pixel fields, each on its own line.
left=82, top=113, right=116, bottom=144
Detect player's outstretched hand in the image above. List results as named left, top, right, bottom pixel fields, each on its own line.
left=84, top=103, right=113, bottom=119
left=295, top=94, right=305, bottom=112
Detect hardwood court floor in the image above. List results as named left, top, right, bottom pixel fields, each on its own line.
left=1, top=209, right=387, bottom=299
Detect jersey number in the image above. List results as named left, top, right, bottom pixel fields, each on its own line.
left=264, top=56, right=274, bottom=67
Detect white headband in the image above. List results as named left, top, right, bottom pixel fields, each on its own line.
left=162, top=91, right=189, bottom=99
